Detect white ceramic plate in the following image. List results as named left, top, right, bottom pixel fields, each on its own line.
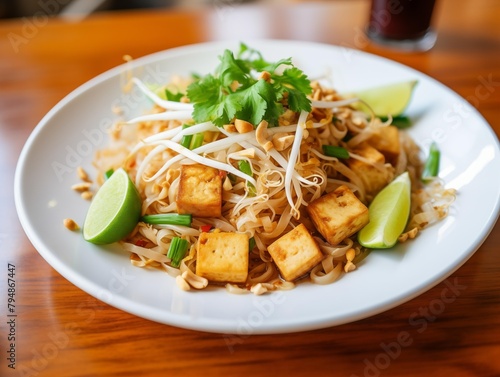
left=15, top=40, right=500, bottom=334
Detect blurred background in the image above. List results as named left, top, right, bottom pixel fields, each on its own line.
left=0, top=0, right=285, bottom=19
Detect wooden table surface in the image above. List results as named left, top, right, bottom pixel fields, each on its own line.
left=2, top=0, right=500, bottom=376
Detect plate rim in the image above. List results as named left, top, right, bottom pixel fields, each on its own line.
left=14, top=39, right=500, bottom=334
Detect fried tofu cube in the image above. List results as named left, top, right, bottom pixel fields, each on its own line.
left=306, top=185, right=369, bottom=246
left=367, top=125, right=400, bottom=165
left=346, top=144, right=389, bottom=196
left=196, top=231, right=249, bottom=283
left=267, top=224, right=324, bottom=282
left=176, top=164, right=222, bottom=217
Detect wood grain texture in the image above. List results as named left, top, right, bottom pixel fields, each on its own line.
left=1, top=1, right=500, bottom=376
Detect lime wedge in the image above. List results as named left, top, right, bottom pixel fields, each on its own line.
left=350, top=80, right=417, bottom=117
left=358, top=172, right=411, bottom=249
left=83, top=168, right=142, bottom=245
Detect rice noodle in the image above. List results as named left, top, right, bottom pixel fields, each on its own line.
left=310, top=256, right=343, bottom=285
left=91, top=74, right=455, bottom=294
left=122, top=242, right=170, bottom=263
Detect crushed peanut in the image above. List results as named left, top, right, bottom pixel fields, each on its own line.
left=250, top=283, right=268, bottom=295
left=71, top=182, right=92, bottom=192
left=181, top=269, right=209, bottom=289
left=272, top=133, right=294, bottom=151
left=175, top=275, right=191, bottom=291
left=63, top=218, right=80, bottom=231
left=111, top=105, right=124, bottom=115
left=255, top=120, right=273, bottom=151
left=223, top=124, right=237, bottom=132
left=81, top=191, right=93, bottom=200
left=344, top=248, right=357, bottom=273
left=258, top=71, right=271, bottom=82
left=344, top=261, right=356, bottom=273
left=398, top=227, right=419, bottom=243
left=110, top=122, right=122, bottom=140
left=234, top=119, right=254, bottom=134
left=346, top=248, right=356, bottom=262
left=236, top=148, right=256, bottom=158
left=223, top=176, right=233, bottom=191
left=77, top=167, right=91, bottom=182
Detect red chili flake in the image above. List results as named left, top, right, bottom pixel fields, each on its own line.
left=200, top=225, right=212, bottom=233
left=135, top=239, right=148, bottom=247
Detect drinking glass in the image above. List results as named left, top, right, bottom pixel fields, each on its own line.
left=366, top=0, right=438, bottom=52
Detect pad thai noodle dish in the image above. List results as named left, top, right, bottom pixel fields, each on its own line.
left=77, top=44, right=456, bottom=295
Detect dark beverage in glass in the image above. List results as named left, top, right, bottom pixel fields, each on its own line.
left=367, top=0, right=437, bottom=51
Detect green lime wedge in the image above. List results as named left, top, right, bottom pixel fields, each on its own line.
left=83, top=168, right=142, bottom=245
left=358, top=171, right=411, bottom=249
left=350, top=80, right=417, bottom=117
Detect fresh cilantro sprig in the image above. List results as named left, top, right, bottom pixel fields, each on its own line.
left=186, top=43, right=312, bottom=127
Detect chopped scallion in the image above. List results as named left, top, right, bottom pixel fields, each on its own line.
left=322, top=145, right=350, bottom=159
left=238, top=160, right=256, bottom=196
left=342, top=133, right=353, bottom=142
left=104, top=168, right=114, bottom=180
left=382, top=115, right=412, bottom=129
left=422, top=142, right=440, bottom=183
left=189, top=132, right=204, bottom=149
left=167, top=237, right=189, bottom=268
left=165, top=88, right=184, bottom=102
left=249, top=237, right=256, bottom=251
left=180, top=125, right=193, bottom=148
left=141, top=213, right=192, bottom=227
left=238, top=160, right=253, bottom=176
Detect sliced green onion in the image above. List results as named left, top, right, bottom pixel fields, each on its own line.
left=104, top=168, right=114, bottom=180
left=238, top=160, right=256, bottom=196
left=422, top=142, right=440, bottom=183
left=238, top=160, right=253, bottom=176
left=249, top=237, right=256, bottom=251
left=167, top=237, right=189, bottom=268
left=322, top=145, right=350, bottom=159
left=180, top=125, right=193, bottom=148
left=141, top=213, right=192, bottom=227
left=342, top=133, right=353, bottom=142
left=380, top=115, right=412, bottom=129
left=189, top=132, right=205, bottom=149
left=165, top=88, right=184, bottom=102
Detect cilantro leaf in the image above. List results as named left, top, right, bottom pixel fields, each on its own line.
left=253, top=80, right=283, bottom=126
left=233, top=80, right=271, bottom=126
left=216, top=50, right=251, bottom=89
left=186, top=43, right=312, bottom=127
left=260, top=58, right=294, bottom=75
left=272, top=67, right=312, bottom=112
left=278, top=67, right=313, bottom=95
left=237, top=44, right=293, bottom=75
left=237, top=43, right=267, bottom=71
left=187, top=74, right=241, bottom=126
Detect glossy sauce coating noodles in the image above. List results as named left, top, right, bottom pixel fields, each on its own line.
left=92, top=67, right=455, bottom=295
